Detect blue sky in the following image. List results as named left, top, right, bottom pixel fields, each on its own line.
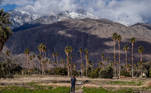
left=0, top=0, right=151, bottom=25
left=0, top=4, right=17, bottom=11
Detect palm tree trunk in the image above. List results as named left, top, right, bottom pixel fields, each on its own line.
left=80, top=53, right=83, bottom=77
left=26, top=54, right=29, bottom=75
left=85, top=55, right=88, bottom=77
left=67, top=55, right=70, bottom=77
left=113, top=41, right=117, bottom=77
left=125, top=51, right=128, bottom=72
left=118, top=41, right=121, bottom=79
left=132, top=44, right=134, bottom=78
left=140, top=53, right=143, bottom=77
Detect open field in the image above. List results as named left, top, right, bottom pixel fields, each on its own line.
left=0, top=75, right=151, bottom=93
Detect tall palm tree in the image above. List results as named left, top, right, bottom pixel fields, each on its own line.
left=42, top=59, right=48, bottom=75
left=84, top=49, right=89, bottom=77
left=79, top=48, right=84, bottom=76
left=101, top=53, right=105, bottom=63
left=55, top=52, right=59, bottom=64
left=5, top=49, right=10, bottom=57
left=123, top=45, right=129, bottom=71
left=38, top=43, right=45, bottom=56
left=112, top=33, right=118, bottom=77
left=0, top=9, right=12, bottom=52
left=130, top=37, right=136, bottom=78
left=52, top=52, right=56, bottom=64
left=38, top=43, right=46, bottom=75
left=52, top=52, right=59, bottom=64
left=42, top=44, right=47, bottom=57
left=65, top=46, right=72, bottom=77
left=138, top=45, right=144, bottom=77
left=37, top=55, right=42, bottom=74
left=24, top=48, right=30, bottom=74
left=117, top=34, right=122, bottom=79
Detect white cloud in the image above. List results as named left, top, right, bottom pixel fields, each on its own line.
left=2, top=0, right=151, bottom=25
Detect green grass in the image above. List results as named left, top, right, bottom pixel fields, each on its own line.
left=83, top=87, right=108, bottom=93
left=83, top=87, right=134, bottom=93
left=106, top=81, right=143, bottom=86
left=0, top=86, right=70, bottom=93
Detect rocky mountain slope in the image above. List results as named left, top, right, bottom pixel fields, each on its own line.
left=5, top=18, right=151, bottom=63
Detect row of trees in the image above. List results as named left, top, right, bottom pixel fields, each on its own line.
left=112, top=33, right=144, bottom=78
left=22, top=32, right=145, bottom=79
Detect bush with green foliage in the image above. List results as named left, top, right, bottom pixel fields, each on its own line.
left=72, top=70, right=80, bottom=76
left=88, top=68, right=100, bottom=78
left=52, top=67, right=67, bottom=75
left=0, top=60, right=22, bottom=78
left=99, top=66, right=113, bottom=78
left=121, top=70, right=131, bottom=77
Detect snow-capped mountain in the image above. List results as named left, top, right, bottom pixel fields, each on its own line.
left=10, top=7, right=98, bottom=29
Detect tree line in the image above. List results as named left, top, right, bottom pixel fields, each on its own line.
left=21, top=32, right=146, bottom=79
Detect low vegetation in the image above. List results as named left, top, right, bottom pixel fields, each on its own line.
left=83, top=87, right=134, bottom=93
left=106, top=81, right=143, bottom=86
left=0, top=86, right=70, bottom=93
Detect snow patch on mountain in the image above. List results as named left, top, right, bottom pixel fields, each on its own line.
left=10, top=7, right=98, bottom=28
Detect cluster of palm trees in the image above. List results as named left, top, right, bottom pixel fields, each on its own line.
left=64, top=46, right=90, bottom=77
left=22, top=33, right=145, bottom=78
left=112, top=33, right=144, bottom=78
left=23, top=45, right=91, bottom=77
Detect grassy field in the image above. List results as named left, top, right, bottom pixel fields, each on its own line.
left=0, top=86, right=70, bottom=93
left=0, top=86, right=135, bottom=93
left=106, top=80, right=143, bottom=86
left=0, top=75, right=151, bottom=93
left=83, top=87, right=134, bottom=93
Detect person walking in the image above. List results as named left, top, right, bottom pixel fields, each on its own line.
left=70, top=75, right=76, bottom=93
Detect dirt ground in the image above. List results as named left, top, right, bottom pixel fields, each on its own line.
left=0, top=75, right=151, bottom=90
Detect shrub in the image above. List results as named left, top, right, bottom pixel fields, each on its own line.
left=121, top=70, right=131, bottom=77
left=0, top=61, right=22, bottom=78
left=99, top=66, right=113, bottom=78
left=53, top=67, right=67, bottom=75
left=72, top=70, right=80, bottom=76
left=88, top=70, right=99, bottom=78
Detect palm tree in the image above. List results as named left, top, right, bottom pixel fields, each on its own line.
left=130, top=37, right=136, bottom=78
left=37, top=55, right=42, bottom=74
left=101, top=53, right=105, bottom=63
left=84, top=49, right=89, bottom=77
left=0, top=9, right=12, bottom=52
left=123, top=45, right=129, bottom=71
left=24, top=48, right=30, bottom=75
left=38, top=43, right=47, bottom=75
left=117, top=34, right=122, bottom=79
left=42, top=59, right=48, bottom=75
left=42, top=44, right=47, bottom=57
left=52, top=52, right=59, bottom=64
left=52, top=52, right=56, bottom=64
left=30, top=54, right=36, bottom=70
left=138, top=45, right=144, bottom=77
left=55, top=52, right=59, bottom=64
left=112, top=33, right=118, bottom=77
left=5, top=49, right=10, bottom=57
left=79, top=48, right=84, bottom=76
left=38, top=43, right=45, bottom=56
left=65, top=46, right=72, bottom=77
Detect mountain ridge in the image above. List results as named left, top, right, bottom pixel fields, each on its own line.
left=5, top=18, right=151, bottom=63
